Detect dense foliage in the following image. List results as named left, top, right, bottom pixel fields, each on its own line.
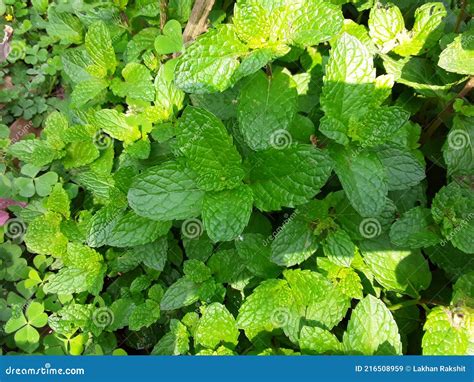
left=0, top=0, right=473, bottom=356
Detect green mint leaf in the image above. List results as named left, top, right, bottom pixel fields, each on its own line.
left=271, top=215, right=318, bottom=267
left=233, top=0, right=343, bottom=49
left=174, top=25, right=248, bottom=93
left=349, top=106, right=410, bottom=147
left=46, top=8, right=84, bottom=45
left=432, top=182, right=474, bottom=254
left=443, top=113, right=474, bottom=177
left=368, top=2, right=404, bottom=53
left=202, top=185, right=253, bottom=242
left=129, top=300, right=161, bottom=331
left=343, top=295, right=402, bottom=355
left=71, top=79, right=109, bottom=109
left=331, top=146, right=388, bottom=217
left=92, top=109, right=141, bottom=144
left=393, top=2, right=447, bottom=56
left=322, top=229, right=356, bottom=267
left=247, top=145, right=333, bottom=211
left=438, top=30, right=474, bottom=75
left=317, top=258, right=364, bottom=300
left=8, top=140, right=59, bottom=167
left=44, top=243, right=106, bottom=296
left=284, top=269, right=350, bottom=331
left=320, top=33, right=376, bottom=143
left=236, top=279, right=296, bottom=342
left=24, top=212, right=68, bottom=258
left=183, top=259, right=212, bottom=283
left=42, top=111, right=68, bottom=150
left=360, top=236, right=432, bottom=297
left=376, top=144, right=426, bottom=191
left=160, top=277, right=200, bottom=311
left=177, top=107, right=244, bottom=191
left=237, top=70, right=297, bottom=151
left=154, top=62, right=185, bottom=122
left=128, top=160, right=205, bottom=221
left=195, top=303, right=239, bottom=350
left=299, top=326, right=341, bottom=355
left=389, top=206, right=441, bottom=248
left=85, top=21, right=116, bottom=78
left=422, top=306, right=471, bottom=355
left=103, top=211, right=171, bottom=248
left=110, top=63, right=155, bottom=102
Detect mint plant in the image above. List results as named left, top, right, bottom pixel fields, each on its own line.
left=0, top=0, right=473, bottom=356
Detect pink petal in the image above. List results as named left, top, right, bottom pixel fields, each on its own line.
left=0, top=210, right=9, bottom=226
left=0, top=198, right=27, bottom=209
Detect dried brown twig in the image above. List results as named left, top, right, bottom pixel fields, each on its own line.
left=183, top=0, right=216, bottom=43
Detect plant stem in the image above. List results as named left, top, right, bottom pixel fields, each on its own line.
left=388, top=299, right=420, bottom=311
left=454, top=0, right=466, bottom=33
left=421, top=76, right=474, bottom=143
left=160, top=0, right=168, bottom=30
left=183, top=0, right=216, bottom=43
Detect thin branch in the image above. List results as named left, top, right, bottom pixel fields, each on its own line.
left=183, top=0, right=216, bottom=43
left=160, top=0, right=168, bottom=30
left=454, top=0, right=467, bottom=33
left=421, top=76, right=474, bottom=144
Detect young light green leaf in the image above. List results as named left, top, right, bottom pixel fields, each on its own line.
left=368, top=2, right=404, bottom=53
left=299, top=326, right=341, bottom=355
left=195, top=303, right=239, bottom=350
left=92, top=109, right=141, bottom=144
left=360, top=236, right=432, bottom=297
left=174, top=25, right=248, bottom=93
left=438, top=31, right=474, bottom=75
left=320, top=33, right=376, bottom=144
left=322, top=229, right=356, bottom=267
left=343, top=295, right=402, bottom=355
left=422, top=306, right=471, bottom=355
left=85, top=21, right=116, bottom=77
left=393, top=2, right=447, bottom=57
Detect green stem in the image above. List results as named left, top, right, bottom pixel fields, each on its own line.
left=454, top=0, right=466, bottom=33
left=388, top=299, right=420, bottom=311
